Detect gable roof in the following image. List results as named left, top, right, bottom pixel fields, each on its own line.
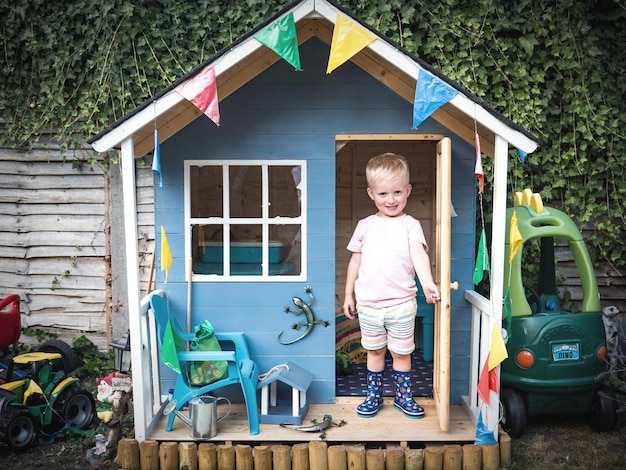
left=89, top=0, right=540, bottom=159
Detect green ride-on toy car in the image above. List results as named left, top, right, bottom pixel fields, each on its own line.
left=499, top=189, right=618, bottom=438
left=0, top=346, right=95, bottom=450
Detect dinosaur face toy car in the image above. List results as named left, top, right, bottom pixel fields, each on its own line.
left=499, top=189, right=617, bottom=438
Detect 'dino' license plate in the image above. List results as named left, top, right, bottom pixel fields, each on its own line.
left=552, top=343, right=579, bottom=361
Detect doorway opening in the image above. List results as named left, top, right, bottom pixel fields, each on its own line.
left=334, top=135, right=440, bottom=398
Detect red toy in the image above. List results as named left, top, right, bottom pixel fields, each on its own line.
left=0, top=295, right=21, bottom=350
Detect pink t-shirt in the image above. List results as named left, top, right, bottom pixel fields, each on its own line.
left=347, top=213, right=428, bottom=308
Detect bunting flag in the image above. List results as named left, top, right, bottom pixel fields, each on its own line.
left=475, top=408, right=497, bottom=445
left=474, top=131, right=484, bottom=193
left=509, top=210, right=523, bottom=262
left=152, top=128, right=162, bottom=188
left=254, top=12, right=302, bottom=71
left=175, top=65, right=220, bottom=126
left=412, top=68, right=458, bottom=128
left=477, top=323, right=506, bottom=438
left=472, top=228, right=490, bottom=285
left=516, top=148, right=526, bottom=164
left=488, top=322, right=509, bottom=369
left=326, top=14, right=376, bottom=74
left=477, top=354, right=490, bottom=404
left=160, top=225, right=173, bottom=283
left=160, top=316, right=183, bottom=374
left=477, top=353, right=499, bottom=405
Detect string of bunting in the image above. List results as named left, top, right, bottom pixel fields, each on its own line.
left=472, top=117, right=528, bottom=444
left=158, top=12, right=458, bottom=143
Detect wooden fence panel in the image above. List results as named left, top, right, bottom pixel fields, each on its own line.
left=0, top=146, right=154, bottom=350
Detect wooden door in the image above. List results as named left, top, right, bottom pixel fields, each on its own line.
left=433, top=137, right=452, bottom=431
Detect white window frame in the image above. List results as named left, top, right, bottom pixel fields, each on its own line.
left=184, top=159, right=307, bottom=282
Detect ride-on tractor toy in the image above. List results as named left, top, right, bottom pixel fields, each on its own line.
left=1, top=294, right=78, bottom=384
left=500, top=189, right=617, bottom=438
left=0, top=347, right=95, bottom=450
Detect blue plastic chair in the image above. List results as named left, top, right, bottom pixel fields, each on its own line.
left=150, top=294, right=260, bottom=435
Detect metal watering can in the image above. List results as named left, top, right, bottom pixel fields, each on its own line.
left=164, top=395, right=231, bottom=439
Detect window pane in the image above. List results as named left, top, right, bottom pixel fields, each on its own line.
left=230, top=166, right=262, bottom=218
left=269, top=165, right=301, bottom=218
left=190, top=166, right=222, bottom=218
left=229, top=224, right=262, bottom=275
left=230, top=224, right=261, bottom=244
left=193, top=224, right=223, bottom=275
left=270, top=225, right=301, bottom=275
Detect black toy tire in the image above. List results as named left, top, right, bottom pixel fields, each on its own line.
left=52, top=385, right=96, bottom=430
left=0, top=408, right=38, bottom=450
left=588, top=384, right=618, bottom=432
left=37, top=339, right=79, bottom=374
left=500, top=387, right=527, bottom=438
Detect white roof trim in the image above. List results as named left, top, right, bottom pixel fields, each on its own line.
left=92, top=90, right=183, bottom=153
left=449, top=95, right=537, bottom=154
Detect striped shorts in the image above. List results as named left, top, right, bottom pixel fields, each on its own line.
left=357, top=299, right=417, bottom=355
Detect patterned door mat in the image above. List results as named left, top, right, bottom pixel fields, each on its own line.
left=336, top=349, right=433, bottom=397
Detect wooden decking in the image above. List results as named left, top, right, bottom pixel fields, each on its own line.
left=149, top=398, right=477, bottom=445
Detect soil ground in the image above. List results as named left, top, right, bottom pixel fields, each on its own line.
left=509, top=412, right=626, bottom=470
left=2, top=410, right=624, bottom=469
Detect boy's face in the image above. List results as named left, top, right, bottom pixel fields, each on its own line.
left=367, top=176, right=412, bottom=218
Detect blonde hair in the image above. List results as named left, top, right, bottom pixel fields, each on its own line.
left=365, top=152, right=410, bottom=187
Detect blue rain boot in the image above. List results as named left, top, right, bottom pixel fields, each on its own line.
left=357, top=369, right=384, bottom=417
left=393, top=369, right=425, bottom=418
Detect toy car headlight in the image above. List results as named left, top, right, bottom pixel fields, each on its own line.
left=516, top=349, right=535, bottom=368
left=596, top=345, right=608, bottom=363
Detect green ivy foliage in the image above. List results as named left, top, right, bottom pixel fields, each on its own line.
left=342, top=0, right=626, bottom=272
left=1, top=0, right=625, bottom=271
left=0, top=0, right=290, bottom=150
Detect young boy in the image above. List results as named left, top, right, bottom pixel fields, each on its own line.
left=343, top=152, right=441, bottom=418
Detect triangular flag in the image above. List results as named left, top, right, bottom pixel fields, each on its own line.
left=175, top=65, right=220, bottom=126
left=326, top=14, right=375, bottom=74
left=509, top=210, right=523, bottom=262
left=488, top=322, right=509, bottom=370
left=477, top=354, right=499, bottom=405
left=152, top=129, right=162, bottom=188
left=254, top=12, right=301, bottom=71
left=412, top=68, right=458, bottom=128
left=475, top=408, right=497, bottom=445
left=489, top=365, right=499, bottom=395
left=474, top=131, right=484, bottom=193
left=516, top=148, right=526, bottom=164
left=489, top=367, right=500, bottom=393
left=160, top=318, right=183, bottom=373
left=477, top=354, right=491, bottom=404
left=160, top=225, right=173, bottom=283
left=473, top=228, right=490, bottom=285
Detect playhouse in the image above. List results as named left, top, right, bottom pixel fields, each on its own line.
left=89, top=0, right=539, bottom=443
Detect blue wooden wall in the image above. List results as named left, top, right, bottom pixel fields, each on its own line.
left=154, top=38, right=475, bottom=404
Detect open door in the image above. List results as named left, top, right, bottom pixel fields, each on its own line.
left=433, top=137, right=452, bottom=431
left=334, top=134, right=453, bottom=431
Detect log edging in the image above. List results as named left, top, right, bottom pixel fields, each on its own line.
left=115, top=432, right=511, bottom=470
